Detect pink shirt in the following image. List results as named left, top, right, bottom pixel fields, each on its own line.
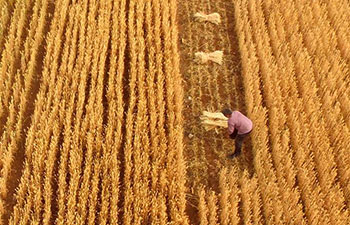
left=228, top=111, right=253, bottom=135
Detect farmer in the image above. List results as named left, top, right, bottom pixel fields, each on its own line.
left=221, top=109, right=253, bottom=158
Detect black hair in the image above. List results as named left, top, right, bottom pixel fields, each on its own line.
left=221, top=108, right=232, bottom=116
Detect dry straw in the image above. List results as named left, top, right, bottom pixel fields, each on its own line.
left=194, top=12, right=221, bottom=24
left=200, top=111, right=228, bottom=131
left=195, top=51, right=223, bottom=65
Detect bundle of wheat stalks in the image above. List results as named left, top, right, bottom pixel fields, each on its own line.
left=200, top=111, right=228, bottom=131
left=194, top=12, right=221, bottom=24
left=195, top=50, right=223, bottom=65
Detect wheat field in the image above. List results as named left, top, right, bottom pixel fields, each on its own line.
left=0, top=0, right=349, bottom=224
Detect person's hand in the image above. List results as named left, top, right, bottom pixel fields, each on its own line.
left=229, top=129, right=238, bottom=139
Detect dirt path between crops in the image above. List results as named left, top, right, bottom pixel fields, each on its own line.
left=177, top=0, right=254, bottom=223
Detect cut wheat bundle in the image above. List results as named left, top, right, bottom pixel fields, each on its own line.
left=200, top=111, right=228, bottom=131
left=194, top=12, right=221, bottom=24
left=195, top=50, right=223, bottom=65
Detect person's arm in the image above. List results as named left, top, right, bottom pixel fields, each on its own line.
left=229, top=129, right=238, bottom=139
left=227, top=116, right=236, bottom=139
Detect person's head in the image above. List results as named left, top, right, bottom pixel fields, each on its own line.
left=221, top=108, right=232, bottom=118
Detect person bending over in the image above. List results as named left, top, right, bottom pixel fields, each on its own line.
left=222, top=109, right=253, bottom=159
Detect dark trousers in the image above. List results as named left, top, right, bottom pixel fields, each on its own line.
left=234, top=131, right=251, bottom=154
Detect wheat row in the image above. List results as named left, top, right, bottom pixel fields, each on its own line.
left=197, top=0, right=350, bottom=224
left=0, top=0, right=188, bottom=224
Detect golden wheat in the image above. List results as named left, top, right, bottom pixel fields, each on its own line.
left=0, top=0, right=349, bottom=224
left=75, top=1, right=101, bottom=223
left=198, top=187, right=209, bottom=225
left=235, top=1, right=286, bottom=223
left=228, top=167, right=241, bottom=225
left=245, top=0, right=306, bottom=222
